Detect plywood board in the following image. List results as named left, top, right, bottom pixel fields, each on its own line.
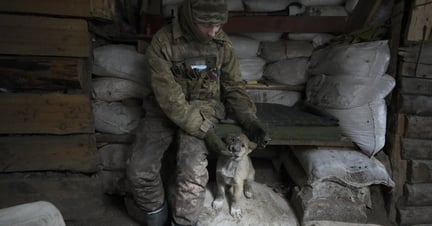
left=406, top=0, right=432, bottom=41
left=0, top=0, right=114, bottom=20
left=408, top=160, right=432, bottom=183
left=405, top=115, right=432, bottom=139
left=402, top=138, right=432, bottom=160
left=0, top=93, right=94, bottom=134
left=0, top=56, right=87, bottom=91
left=0, top=135, right=97, bottom=172
left=0, top=15, right=89, bottom=57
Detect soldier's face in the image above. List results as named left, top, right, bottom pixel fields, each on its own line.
left=196, top=23, right=222, bottom=38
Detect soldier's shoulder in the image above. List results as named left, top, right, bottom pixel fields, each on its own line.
left=151, top=25, right=173, bottom=44
left=216, top=30, right=234, bottom=49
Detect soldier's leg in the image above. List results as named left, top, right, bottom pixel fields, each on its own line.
left=172, top=131, right=209, bottom=226
left=126, top=115, right=175, bottom=225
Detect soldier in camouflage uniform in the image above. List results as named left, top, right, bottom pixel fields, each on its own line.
left=125, top=0, right=270, bottom=225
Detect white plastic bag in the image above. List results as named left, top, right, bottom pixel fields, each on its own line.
left=264, top=58, right=310, bottom=85
left=92, top=77, right=150, bottom=101
left=306, top=74, right=395, bottom=109
left=308, top=40, right=390, bottom=77
left=92, top=44, right=150, bottom=85
left=93, top=100, right=143, bottom=134
left=229, top=35, right=260, bottom=58
left=247, top=90, right=302, bottom=107
left=259, top=40, right=313, bottom=62
left=293, top=146, right=395, bottom=187
left=323, top=99, right=388, bottom=156
left=239, top=57, right=266, bottom=81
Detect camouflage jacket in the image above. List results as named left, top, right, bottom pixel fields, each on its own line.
left=146, top=19, right=257, bottom=138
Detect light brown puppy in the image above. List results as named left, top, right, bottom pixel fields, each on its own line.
left=211, top=133, right=257, bottom=218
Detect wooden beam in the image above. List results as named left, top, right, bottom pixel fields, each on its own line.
left=0, top=15, right=89, bottom=57
left=404, top=115, right=432, bottom=139
left=0, top=0, right=114, bottom=20
left=345, top=0, right=382, bottom=32
left=0, top=56, right=87, bottom=91
left=223, top=16, right=348, bottom=33
left=407, top=160, right=432, bottom=183
left=402, top=138, right=432, bottom=160
left=0, top=135, right=97, bottom=172
left=0, top=93, right=94, bottom=134
left=405, top=183, right=432, bottom=206
left=406, top=0, right=432, bottom=42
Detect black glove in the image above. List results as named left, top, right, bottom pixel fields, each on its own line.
left=204, top=130, right=234, bottom=157
left=243, top=120, right=271, bottom=149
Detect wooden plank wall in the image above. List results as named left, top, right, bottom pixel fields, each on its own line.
left=389, top=0, right=432, bottom=224
left=0, top=1, right=115, bottom=223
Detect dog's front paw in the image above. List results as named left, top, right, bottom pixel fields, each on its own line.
left=230, top=206, right=242, bottom=219
left=211, top=198, right=224, bottom=210
left=244, top=183, right=253, bottom=199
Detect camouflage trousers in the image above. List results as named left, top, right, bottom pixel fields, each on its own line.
left=126, top=101, right=209, bottom=225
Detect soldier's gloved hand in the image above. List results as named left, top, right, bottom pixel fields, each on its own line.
left=204, top=130, right=234, bottom=157
left=243, top=120, right=271, bottom=149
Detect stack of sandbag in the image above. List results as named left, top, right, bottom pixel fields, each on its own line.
left=162, top=0, right=245, bottom=18
left=92, top=44, right=150, bottom=135
left=305, top=40, right=395, bottom=157
left=284, top=147, right=394, bottom=225
left=92, top=44, right=152, bottom=195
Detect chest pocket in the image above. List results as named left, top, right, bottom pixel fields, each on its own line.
left=170, top=41, right=224, bottom=101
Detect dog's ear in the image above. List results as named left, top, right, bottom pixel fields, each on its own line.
left=248, top=141, right=257, bottom=151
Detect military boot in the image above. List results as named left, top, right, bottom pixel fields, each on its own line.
left=124, top=196, right=168, bottom=226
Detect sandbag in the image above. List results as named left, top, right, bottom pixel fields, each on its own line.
left=287, top=33, right=335, bottom=48
left=227, top=0, right=244, bottom=11
left=292, top=146, right=395, bottom=188
left=308, top=40, right=390, bottom=77
left=92, top=44, right=150, bottom=85
left=247, top=90, right=302, bottom=107
left=264, top=58, right=310, bottom=85
left=323, top=99, right=388, bottom=156
left=259, top=40, right=313, bottom=62
left=93, top=100, right=143, bottom=135
left=239, top=57, right=266, bottom=81
left=92, top=77, right=150, bottom=101
left=306, top=74, right=395, bottom=109
left=305, top=6, right=348, bottom=16
left=300, top=0, right=346, bottom=6
left=229, top=35, right=260, bottom=59
left=242, top=32, right=283, bottom=42
left=243, top=0, right=295, bottom=12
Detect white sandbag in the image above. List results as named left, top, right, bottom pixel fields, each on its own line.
left=247, top=90, right=302, bottom=107
left=93, top=100, right=143, bottom=135
left=242, top=32, right=283, bottom=42
left=243, top=0, right=295, bottom=12
left=306, top=74, right=395, bottom=109
left=92, top=44, right=150, bottom=85
left=308, top=40, right=390, bottom=77
left=228, top=35, right=260, bottom=58
left=0, top=201, right=65, bottom=226
left=286, top=33, right=335, bottom=48
left=345, top=0, right=359, bottom=13
left=92, top=77, right=150, bottom=102
left=264, top=58, right=310, bottom=85
left=239, top=57, right=266, bottom=81
left=227, top=0, right=244, bottom=11
left=259, top=40, right=313, bottom=62
left=292, top=146, right=395, bottom=188
left=323, top=99, right=388, bottom=156
left=300, top=0, right=346, bottom=6
left=305, top=6, right=348, bottom=16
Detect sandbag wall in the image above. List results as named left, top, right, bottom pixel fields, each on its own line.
left=160, top=0, right=357, bottom=107
left=0, top=1, right=120, bottom=224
